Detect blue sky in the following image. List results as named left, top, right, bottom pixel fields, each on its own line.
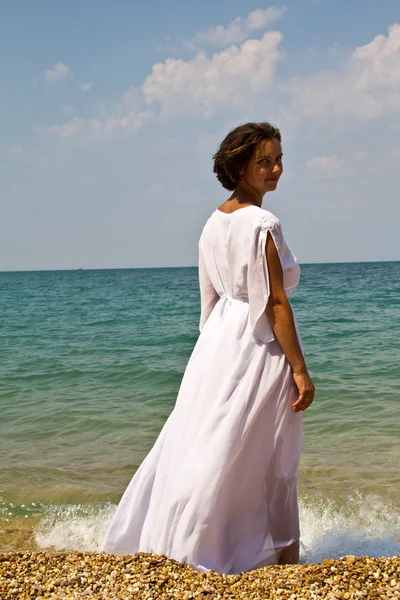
left=1, top=0, right=399, bottom=270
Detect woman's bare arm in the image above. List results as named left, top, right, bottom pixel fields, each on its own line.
left=264, top=231, right=315, bottom=411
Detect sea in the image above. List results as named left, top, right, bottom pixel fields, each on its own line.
left=1, top=262, right=399, bottom=563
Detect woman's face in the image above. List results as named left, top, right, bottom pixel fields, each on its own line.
left=240, top=138, right=283, bottom=194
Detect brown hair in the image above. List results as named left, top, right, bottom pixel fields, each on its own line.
left=213, top=122, right=281, bottom=191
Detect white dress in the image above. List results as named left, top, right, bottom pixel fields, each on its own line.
left=99, top=205, right=304, bottom=574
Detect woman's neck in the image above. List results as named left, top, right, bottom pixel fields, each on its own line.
left=229, top=183, right=263, bottom=208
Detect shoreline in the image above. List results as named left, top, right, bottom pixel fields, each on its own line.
left=1, top=551, right=399, bottom=599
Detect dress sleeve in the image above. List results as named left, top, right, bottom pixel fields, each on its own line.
left=247, top=214, right=284, bottom=344
left=198, top=239, right=220, bottom=333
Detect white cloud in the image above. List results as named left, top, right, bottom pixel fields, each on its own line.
left=142, top=31, right=284, bottom=117
left=307, top=151, right=367, bottom=177
left=46, top=117, right=100, bottom=139
left=45, top=19, right=400, bottom=143
left=286, top=23, right=400, bottom=121
left=246, top=6, right=286, bottom=30
left=44, top=62, right=73, bottom=82
left=47, top=28, right=283, bottom=139
left=307, top=154, right=343, bottom=176
left=79, top=81, right=93, bottom=93
left=47, top=87, right=151, bottom=141
left=46, top=112, right=149, bottom=141
left=351, top=24, right=400, bottom=90
left=188, top=6, right=286, bottom=48
left=191, top=17, right=246, bottom=48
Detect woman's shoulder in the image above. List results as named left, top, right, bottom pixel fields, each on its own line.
left=247, top=206, right=281, bottom=231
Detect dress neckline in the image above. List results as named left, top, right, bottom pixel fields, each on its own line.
left=215, top=205, right=260, bottom=217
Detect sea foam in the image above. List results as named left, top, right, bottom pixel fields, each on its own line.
left=34, top=492, right=400, bottom=563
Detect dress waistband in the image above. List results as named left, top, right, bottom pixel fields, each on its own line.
left=220, top=293, right=249, bottom=303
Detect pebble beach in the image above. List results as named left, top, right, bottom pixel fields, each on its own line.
left=1, top=551, right=399, bottom=599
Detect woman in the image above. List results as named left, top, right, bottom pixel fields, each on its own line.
left=99, top=122, right=315, bottom=574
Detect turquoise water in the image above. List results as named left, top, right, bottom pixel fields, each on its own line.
left=1, top=263, right=399, bottom=561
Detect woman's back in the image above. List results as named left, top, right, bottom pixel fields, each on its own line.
left=198, top=205, right=301, bottom=344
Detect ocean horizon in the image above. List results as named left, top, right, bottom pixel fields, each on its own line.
left=2, top=258, right=400, bottom=274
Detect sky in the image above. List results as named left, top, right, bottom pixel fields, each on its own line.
left=1, top=0, right=400, bottom=271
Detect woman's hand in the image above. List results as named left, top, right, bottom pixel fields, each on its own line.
left=291, top=369, right=315, bottom=412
